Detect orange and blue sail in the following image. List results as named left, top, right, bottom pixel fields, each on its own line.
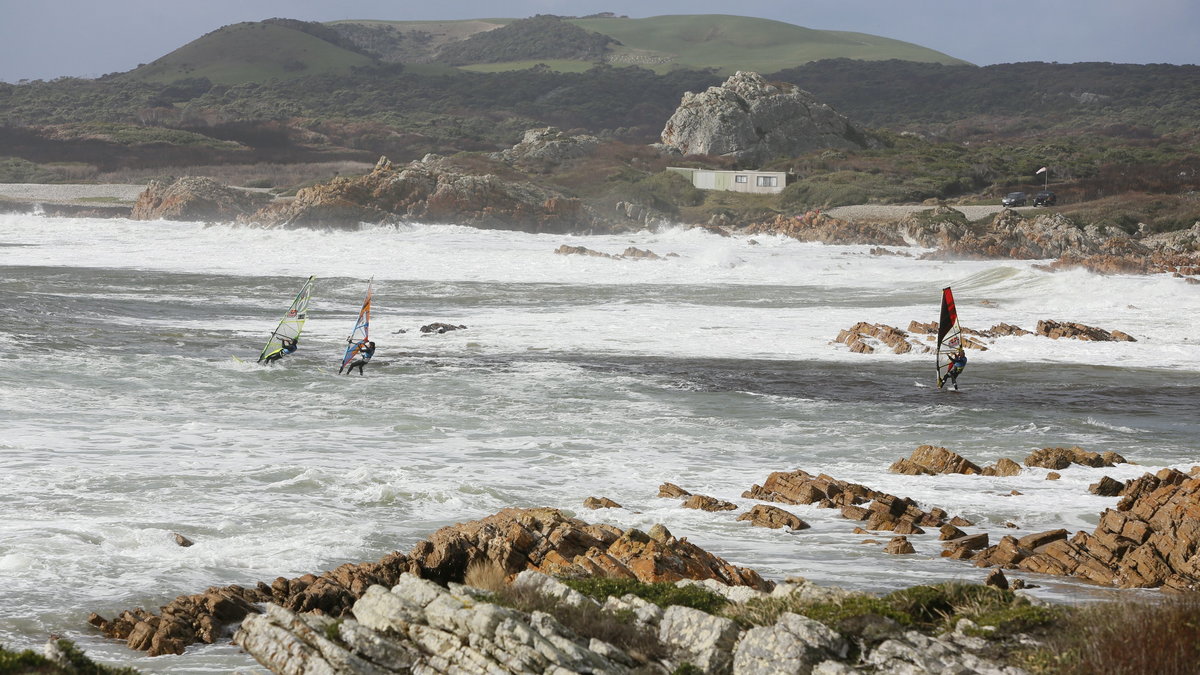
left=339, top=279, right=373, bottom=372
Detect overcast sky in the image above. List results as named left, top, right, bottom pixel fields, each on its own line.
left=1, top=0, right=1197, bottom=83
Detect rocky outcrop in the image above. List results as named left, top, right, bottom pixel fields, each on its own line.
left=555, top=244, right=672, bottom=260
left=660, top=71, right=875, bottom=165
left=246, top=155, right=596, bottom=232
left=743, top=207, right=1200, bottom=279
left=742, top=469, right=966, bottom=534
left=236, top=574, right=629, bottom=674
left=132, top=177, right=270, bottom=222
left=89, top=507, right=770, bottom=656
left=834, top=322, right=989, bottom=355
left=744, top=212, right=907, bottom=246
left=884, top=536, right=916, bottom=555
left=736, top=504, right=810, bottom=531
left=973, top=469, right=1200, bottom=590
left=1023, top=446, right=1127, bottom=470
left=982, top=458, right=1023, bottom=477
left=419, top=322, right=466, bottom=334
left=834, top=322, right=928, bottom=355
left=1035, top=320, right=1136, bottom=341
left=909, top=209, right=1103, bottom=259
left=683, top=494, right=739, bottom=512
left=584, top=496, right=622, bottom=509
left=839, top=317, right=1136, bottom=356
left=658, top=482, right=692, bottom=498
left=889, top=445, right=983, bottom=476
left=490, top=127, right=601, bottom=172
left=233, top=569, right=1020, bottom=675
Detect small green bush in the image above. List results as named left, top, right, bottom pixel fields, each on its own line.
left=0, top=157, right=61, bottom=183
left=0, top=640, right=141, bottom=674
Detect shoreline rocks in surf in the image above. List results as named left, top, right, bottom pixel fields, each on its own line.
left=835, top=318, right=1137, bottom=354
left=747, top=205, right=1200, bottom=280
left=243, top=154, right=602, bottom=232
left=973, top=467, right=1200, bottom=590
left=88, top=507, right=768, bottom=657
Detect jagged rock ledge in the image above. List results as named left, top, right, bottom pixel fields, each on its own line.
left=834, top=319, right=1133, bottom=355
left=88, top=507, right=767, bottom=657
left=747, top=206, right=1200, bottom=278
left=973, top=467, right=1200, bottom=590
left=233, top=568, right=1030, bottom=675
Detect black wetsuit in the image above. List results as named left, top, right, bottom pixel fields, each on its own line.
left=262, top=338, right=298, bottom=365
left=345, top=342, right=375, bottom=375
left=947, top=353, right=967, bottom=389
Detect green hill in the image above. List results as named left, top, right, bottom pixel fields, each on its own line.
left=332, top=14, right=967, bottom=75
left=570, top=14, right=968, bottom=72
left=120, top=14, right=966, bottom=87
left=125, top=20, right=375, bottom=85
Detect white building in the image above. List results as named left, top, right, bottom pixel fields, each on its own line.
left=667, top=167, right=788, bottom=195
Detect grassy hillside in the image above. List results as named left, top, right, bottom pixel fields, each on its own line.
left=330, top=14, right=968, bottom=75
left=125, top=21, right=375, bottom=85
left=570, top=14, right=969, bottom=73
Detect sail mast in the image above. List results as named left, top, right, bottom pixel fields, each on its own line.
left=340, top=279, right=373, bottom=371
left=258, top=276, right=316, bottom=363
left=935, top=286, right=963, bottom=388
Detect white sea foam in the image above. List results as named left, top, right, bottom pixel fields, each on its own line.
left=0, top=213, right=1197, bottom=671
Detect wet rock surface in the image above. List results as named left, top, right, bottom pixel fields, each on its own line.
left=974, top=468, right=1200, bottom=589
left=742, top=469, right=967, bottom=535
left=89, top=507, right=770, bottom=656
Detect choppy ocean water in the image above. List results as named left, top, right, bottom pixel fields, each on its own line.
left=1, top=213, right=1197, bottom=673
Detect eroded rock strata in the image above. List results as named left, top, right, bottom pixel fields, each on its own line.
left=245, top=155, right=594, bottom=232
left=88, top=507, right=768, bottom=656
left=974, top=469, right=1200, bottom=590
left=741, top=469, right=970, bottom=534
left=233, top=569, right=1027, bottom=675
left=132, top=176, right=271, bottom=222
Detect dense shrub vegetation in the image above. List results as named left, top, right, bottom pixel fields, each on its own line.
left=438, top=15, right=615, bottom=65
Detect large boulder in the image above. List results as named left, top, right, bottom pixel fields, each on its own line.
left=132, top=177, right=271, bottom=222
left=490, top=127, right=602, bottom=172
left=660, top=71, right=875, bottom=164
left=889, top=445, right=983, bottom=476
left=246, top=155, right=596, bottom=233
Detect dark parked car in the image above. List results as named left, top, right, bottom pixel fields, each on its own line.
left=1033, top=190, right=1057, bottom=206
left=1001, top=191, right=1027, bottom=207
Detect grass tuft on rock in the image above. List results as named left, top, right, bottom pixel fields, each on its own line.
left=487, top=583, right=667, bottom=664
left=561, top=577, right=729, bottom=614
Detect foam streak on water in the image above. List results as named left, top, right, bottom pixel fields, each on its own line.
left=1, top=214, right=1198, bottom=672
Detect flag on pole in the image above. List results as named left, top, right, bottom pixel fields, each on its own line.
left=1035, top=166, right=1047, bottom=174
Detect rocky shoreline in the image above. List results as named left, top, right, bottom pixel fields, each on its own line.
left=6, top=178, right=1198, bottom=281
left=72, top=443, right=1200, bottom=672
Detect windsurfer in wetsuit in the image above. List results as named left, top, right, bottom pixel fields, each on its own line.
left=344, top=340, right=375, bottom=376
left=947, top=349, right=967, bottom=390
left=262, top=336, right=298, bottom=365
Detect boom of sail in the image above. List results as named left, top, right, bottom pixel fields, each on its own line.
left=935, top=286, right=963, bottom=389
left=339, top=279, right=373, bottom=372
left=258, top=276, right=316, bottom=363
